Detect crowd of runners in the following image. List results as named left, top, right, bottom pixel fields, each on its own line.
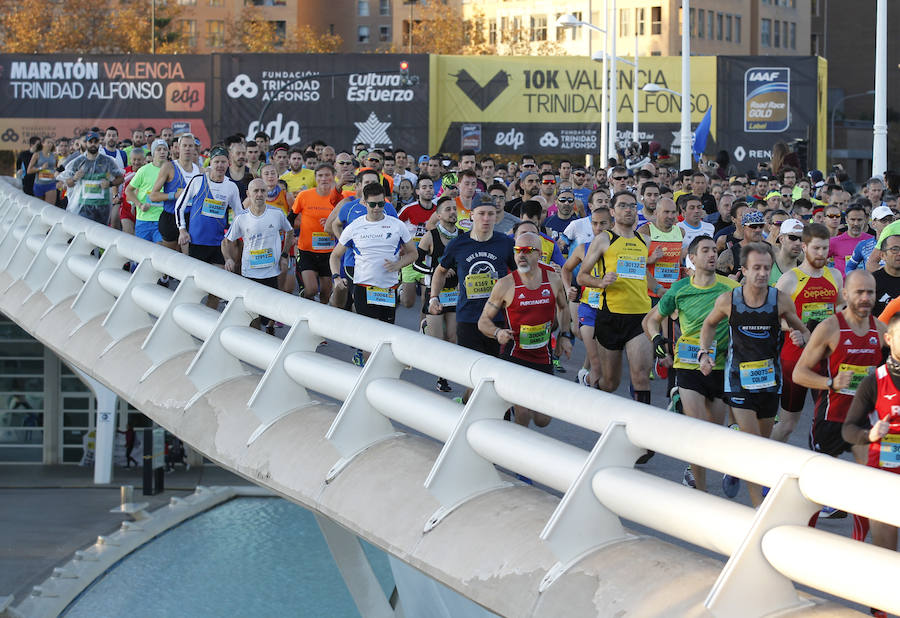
left=15, top=129, right=900, bottom=616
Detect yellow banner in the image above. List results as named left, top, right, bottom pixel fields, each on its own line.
left=429, top=54, right=717, bottom=152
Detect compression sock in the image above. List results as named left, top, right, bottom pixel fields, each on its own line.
left=634, top=390, right=651, bottom=405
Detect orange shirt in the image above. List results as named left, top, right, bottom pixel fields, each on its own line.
left=879, top=295, right=900, bottom=325
left=292, top=188, right=336, bottom=253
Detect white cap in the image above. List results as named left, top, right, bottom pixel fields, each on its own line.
left=872, top=205, right=894, bottom=220
left=779, top=218, right=805, bottom=236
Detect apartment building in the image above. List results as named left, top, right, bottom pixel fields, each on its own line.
left=461, top=0, right=809, bottom=58
left=169, top=0, right=390, bottom=53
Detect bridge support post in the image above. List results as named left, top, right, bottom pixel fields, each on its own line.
left=314, top=514, right=395, bottom=618
left=72, top=368, right=119, bottom=485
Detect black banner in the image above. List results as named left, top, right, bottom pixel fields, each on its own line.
left=217, top=53, right=429, bottom=153
left=715, top=56, right=819, bottom=170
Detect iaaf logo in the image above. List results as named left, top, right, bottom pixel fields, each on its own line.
left=347, top=73, right=414, bottom=103
left=495, top=128, right=524, bottom=150
left=747, top=71, right=785, bottom=81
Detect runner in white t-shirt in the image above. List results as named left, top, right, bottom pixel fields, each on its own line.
left=330, top=182, right=416, bottom=327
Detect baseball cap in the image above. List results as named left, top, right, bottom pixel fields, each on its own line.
left=757, top=174, right=771, bottom=182
left=808, top=170, right=824, bottom=184
left=208, top=146, right=228, bottom=159
left=519, top=170, right=538, bottom=182
left=872, top=205, right=894, bottom=221
left=151, top=139, right=168, bottom=152
left=417, top=155, right=429, bottom=165
left=742, top=210, right=765, bottom=225
left=85, top=131, right=100, bottom=142
left=779, top=219, right=805, bottom=236
left=765, top=190, right=782, bottom=200
left=472, top=193, right=496, bottom=210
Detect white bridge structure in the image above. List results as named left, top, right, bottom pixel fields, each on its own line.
left=0, top=180, right=898, bottom=617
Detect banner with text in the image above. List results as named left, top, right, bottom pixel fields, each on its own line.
left=429, top=54, right=718, bottom=155
left=714, top=56, right=822, bottom=170
left=217, top=53, right=429, bottom=153
left=0, top=54, right=212, bottom=148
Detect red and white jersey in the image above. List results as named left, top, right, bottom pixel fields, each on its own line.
left=505, top=264, right=556, bottom=365
left=815, top=313, right=881, bottom=422
left=868, top=364, right=900, bottom=472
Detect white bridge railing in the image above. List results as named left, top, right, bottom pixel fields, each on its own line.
left=1, top=180, right=898, bottom=616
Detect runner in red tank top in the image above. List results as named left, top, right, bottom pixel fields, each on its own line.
left=794, top=269, right=886, bottom=539
left=773, top=223, right=844, bottom=443
left=842, top=312, right=900, bottom=613
left=478, top=232, right=573, bottom=428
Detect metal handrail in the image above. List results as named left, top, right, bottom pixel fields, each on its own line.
left=0, top=181, right=898, bottom=615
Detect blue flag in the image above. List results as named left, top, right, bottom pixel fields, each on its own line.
left=692, top=106, right=712, bottom=162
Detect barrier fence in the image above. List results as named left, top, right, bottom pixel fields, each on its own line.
left=0, top=180, right=897, bottom=616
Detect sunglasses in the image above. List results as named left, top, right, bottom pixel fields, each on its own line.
left=367, top=157, right=382, bottom=163
left=573, top=172, right=586, bottom=176
left=557, top=197, right=575, bottom=203
left=826, top=214, right=842, bottom=219
left=542, top=179, right=556, bottom=185
left=336, top=160, right=354, bottom=165
left=513, top=246, right=539, bottom=255
left=367, top=200, right=386, bottom=207
left=747, top=223, right=765, bottom=229
left=521, top=163, right=536, bottom=168
left=612, top=176, right=628, bottom=181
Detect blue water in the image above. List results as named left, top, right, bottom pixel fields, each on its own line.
left=63, top=497, right=395, bottom=617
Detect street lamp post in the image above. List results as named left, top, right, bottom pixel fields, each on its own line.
left=609, top=0, right=617, bottom=162
left=556, top=12, right=609, bottom=163
left=831, top=90, right=875, bottom=168
left=592, top=42, right=639, bottom=146
left=642, top=82, right=691, bottom=164
left=680, top=0, right=691, bottom=170
left=872, top=0, right=887, bottom=176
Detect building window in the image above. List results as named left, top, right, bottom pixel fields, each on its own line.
left=177, top=0, right=196, bottom=5
left=181, top=19, right=197, bottom=47
left=716, top=12, right=723, bottom=40
left=651, top=6, right=662, bottom=35
left=697, top=9, right=704, bottom=38
left=358, top=25, right=370, bottom=43
left=357, top=0, right=369, bottom=17
left=790, top=22, right=796, bottom=49
left=271, top=20, right=286, bottom=45
left=556, top=12, right=582, bottom=41
left=636, top=7, right=645, bottom=35
left=379, top=25, right=390, bottom=42
left=489, top=20, right=497, bottom=44
left=811, top=32, right=821, bottom=55
left=207, top=19, right=224, bottom=47
left=783, top=21, right=789, bottom=49
left=811, top=0, right=820, bottom=16
left=688, top=8, right=694, bottom=37
left=619, top=8, right=630, bottom=37
left=707, top=11, right=713, bottom=40
left=725, top=14, right=732, bottom=42
left=761, top=18, right=771, bottom=47
left=773, top=19, right=780, bottom=47
left=531, top=15, right=547, bottom=42
left=379, top=0, right=389, bottom=16
left=735, top=15, right=741, bottom=44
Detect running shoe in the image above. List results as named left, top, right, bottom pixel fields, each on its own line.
left=552, top=356, right=566, bottom=373
left=576, top=368, right=589, bottom=386
left=682, top=465, right=696, bottom=489
left=819, top=505, right=848, bottom=519
left=722, top=474, right=741, bottom=498
left=436, top=377, right=452, bottom=392
left=666, top=387, right=682, bottom=414
left=635, top=450, right=655, bottom=465
left=420, top=318, right=427, bottom=335
left=352, top=349, right=365, bottom=367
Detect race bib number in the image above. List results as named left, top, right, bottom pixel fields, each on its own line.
left=38, top=169, right=55, bottom=181
left=586, top=289, right=602, bottom=309
left=616, top=256, right=646, bottom=280
left=836, top=363, right=875, bottom=396
left=438, top=287, right=458, bottom=307
left=248, top=248, right=275, bottom=269
left=677, top=337, right=716, bottom=366
left=739, top=359, right=777, bottom=390
left=654, top=262, right=679, bottom=283
left=464, top=272, right=495, bottom=299
left=801, top=302, right=834, bottom=323
left=366, top=286, right=396, bottom=307
left=201, top=197, right=225, bottom=219
left=83, top=181, right=103, bottom=198
left=457, top=218, right=473, bottom=232
left=878, top=433, right=900, bottom=469
left=311, top=232, right=335, bottom=251
left=519, top=322, right=551, bottom=349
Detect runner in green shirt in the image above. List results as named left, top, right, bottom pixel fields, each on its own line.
left=125, top=139, right=169, bottom=243
left=643, top=234, right=738, bottom=492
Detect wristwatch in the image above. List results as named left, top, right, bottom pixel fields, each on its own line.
left=825, top=377, right=834, bottom=391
